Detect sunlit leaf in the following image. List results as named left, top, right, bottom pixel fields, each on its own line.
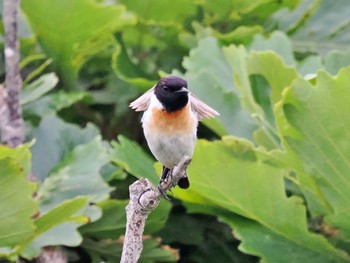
left=111, top=135, right=159, bottom=184
left=21, top=0, right=136, bottom=87
left=20, top=197, right=90, bottom=258
left=0, top=145, right=37, bottom=248
left=174, top=138, right=350, bottom=262
left=277, top=67, right=350, bottom=240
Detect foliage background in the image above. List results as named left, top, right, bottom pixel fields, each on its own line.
left=1, top=0, right=350, bottom=262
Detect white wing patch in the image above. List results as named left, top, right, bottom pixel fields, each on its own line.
left=129, top=86, right=155, bottom=112
left=189, top=94, right=219, bottom=120
left=129, top=87, right=219, bottom=120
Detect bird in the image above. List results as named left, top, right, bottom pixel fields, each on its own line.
left=129, top=75, right=219, bottom=190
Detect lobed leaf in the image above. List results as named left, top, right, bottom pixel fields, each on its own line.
left=174, top=138, right=349, bottom=262
left=37, top=136, right=111, bottom=213
left=276, top=67, right=350, bottom=240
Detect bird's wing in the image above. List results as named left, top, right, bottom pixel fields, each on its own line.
left=129, top=86, right=155, bottom=112
left=190, top=94, right=220, bottom=120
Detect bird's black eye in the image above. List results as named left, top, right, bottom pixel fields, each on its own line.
left=163, top=86, right=169, bottom=92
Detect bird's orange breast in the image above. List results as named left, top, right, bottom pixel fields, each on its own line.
left=146, top=104, right=196, bottom=134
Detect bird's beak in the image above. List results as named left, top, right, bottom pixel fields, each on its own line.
left=176, top=87, right=189, bottom=93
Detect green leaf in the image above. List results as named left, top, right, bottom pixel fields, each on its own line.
left=35, top=197, right=89, bottom=235
left=221, top=213, right=341, bottom=263
left=20, top=197, right=90, bottom=258
left=0, top=145, right=37, bottom=248
left=37, top=136, right=111, bottom=213
left=324, top=48, right=350, bottom=75
left=223, top=45, right=299, bottom=147
left=215, top=25, right=263, bottom=46
left=24, top=90, right=93, bottom=118
left=80, top=198, right=171, bottom=239
left=82, top=237, right=177, bottom=263
left=290, top=0, right=350, bottom=54
left=79, top=199, right=128, bottom=239
left=139, top=238, right=177, bottom=262
left=119, top=0, right=196, bottom=23
left=276, top=67, right=350, bottom=240
left=270, top=0, right=317, bottom=33
left=30, top=114, right=99, bottom=181
left=183, top=37, right=235, bottom=93
left=182, top=37, right=257, bottom=138
left=0, top=143, right=33, bottom=177
left=249, top=31, right=295, bottom=66
left=174, top=138, right=349, bottom=262
left=21, top=0, right=136, bottom=87
left=111, top=36, right=156, bottom=91
left=111, top=135, right=159, bottom=185
left=21, top=223, right=84, bottom=259
left=20, top=73, right=58, bottom=105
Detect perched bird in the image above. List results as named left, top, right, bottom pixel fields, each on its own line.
left=130, top=76, right=219, bottom=190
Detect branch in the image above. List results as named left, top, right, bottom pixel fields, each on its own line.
left=36, top=247, right=68, bottom=263
left=120, top=156, right=191, bottom=263
left=1, top=0, right=24, bottom=147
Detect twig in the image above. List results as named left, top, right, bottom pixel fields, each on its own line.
left=1, top=0, right=24, bottom=147
left=120, top=156, right=191, bottom=263
left=36, top=246, right=68, bottom=263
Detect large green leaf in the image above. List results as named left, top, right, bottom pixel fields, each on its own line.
left=20, top=197, right=90, bottom=258
left=21, top=0, right=136, bottom=87
left=249, top=31, right=295, bottom=66
left=269, top=0, right=318, bottom=33
left=0, top=145, right=37, bottom=248
left=182, top=37, right=257, bottom=138
left=111, top=36, right=156, bottom=92
left=174, top=138, right=349, bottom=262
left=30, top=114, right=99, bottom=181
left=223, top=45, right=299, bottom=148
left=276, top=67, right=350, bottom=239
left=37, top=136, right=111, bottom=213
left=290, top=0, right=350, bottom=55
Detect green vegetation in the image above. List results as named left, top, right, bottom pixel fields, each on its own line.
left=1, top=0, right=350, bottom=262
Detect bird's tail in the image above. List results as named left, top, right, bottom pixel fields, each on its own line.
left=178, top=173, right=190, bottom=189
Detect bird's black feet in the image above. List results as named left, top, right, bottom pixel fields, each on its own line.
left=158, top=166, right=173, bottom=199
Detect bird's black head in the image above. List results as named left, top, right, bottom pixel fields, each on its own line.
left=154, top=76, right=189, bottom=112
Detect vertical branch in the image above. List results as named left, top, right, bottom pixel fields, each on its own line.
left=2, top=0, right=24, bottom=147
left=120, top=156, right=191, bottom=263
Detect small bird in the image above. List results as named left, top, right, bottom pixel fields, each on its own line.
left=130, top=76, right=219, bottom=190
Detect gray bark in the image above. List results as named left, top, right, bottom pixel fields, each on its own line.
left=120, top=156, right=191, bottom=263
left=1, top=0, right=24, bottom=147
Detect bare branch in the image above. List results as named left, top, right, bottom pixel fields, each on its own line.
left=36, top=247, right=68, bottom=263
left=1, top=0, right=24, bottom=147
left=120, top=156, right=191, bottom=263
